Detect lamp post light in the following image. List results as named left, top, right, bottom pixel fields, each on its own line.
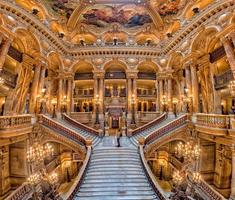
left=161, top=95, right=168, bottom=112
left=95, top=94, right=100, bottom=124
left=172, top=98, right=178, bottom=118
left=131, top=94, right=136, bottom=124
left=51, top=98, right=57, bottom=118
left=38, top=88, right=47, bottom=114
left=62, top=95, right=67, bottom=113
left=159, top=160, right=166, bottom=180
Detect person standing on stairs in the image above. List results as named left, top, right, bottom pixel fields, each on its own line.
left=116, top=129, right=121, bottom=147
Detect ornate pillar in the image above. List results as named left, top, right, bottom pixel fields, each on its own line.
left=0, top=37, right=11, bottom=71
left=167, top=78, right=173, bottom=112
left=230, top=145, right=235, bottom=199
left=29, top=61, right=42, bottom=113
left=37, top=64, right=46, bottom=93
left=98, top=73, right=104, bottom=115
left=13, top=54, right=34, bottom=114
left=190, top=63, right=199, bottom=113
left=57, top=77, right=63, bottom=113
left=185, top=65, right=192, bottom=94
left=229, top=32, right=235, bottom=48
left=155, top=80, right=160, bottom=111
left=221, top=37, right=235, bottom=79
left=127, top=77, right=132, bottom=115
left=159, top=79, right=163, bottom=112
left=67, top=77, right=73, bottom=113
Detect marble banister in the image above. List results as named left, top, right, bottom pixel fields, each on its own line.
left=139, top=145, right=167, bottom=200
left=144, top=114, right=188, bottom=145
left=63, top=113, right=101, bottom=136
left=196, top=113, right=231, bottom=129
left=0, top=114, right=32, bottom=130
left=66, top=146, right=92, bottom=200
left=5, top=183, right=31, bottom=200
left=130, top=113, right=167, bottom=137
left=38, top=115, right=86, bottom=146
left=187, top=172, right=225, bottom=200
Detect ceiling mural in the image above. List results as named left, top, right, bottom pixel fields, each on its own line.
left=79, top=4, right=152, bottom=28
left=151, top=0, right=188, bottom=17
left=41, top=0, right=79, bottom=20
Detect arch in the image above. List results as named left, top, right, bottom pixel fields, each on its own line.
left=72, top=60, right=94, bottom=73
left=47, top=51, right=64, bottom=71
left=137, top=60, right=161, bottom=73
left=167, top=52, right=183, bottom=70
left=104, top=60, right=127, bottom=72
left=13, top=28, right=41, bottom=55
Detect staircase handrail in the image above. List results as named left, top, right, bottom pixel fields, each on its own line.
left=145, top=114, right=188, bottom=145
left=187, top=171, right=225, bottom=200
left=139, top=145, right=168, bottom=200
left=131, top=113, right=167, bottom=137
left=5, top=182, right=31, bottom=200
left=66, top=146, right=92, bottom=200
left=38, top=115, right=86, bottom=146
left=63, top=113, right=100, bottom=136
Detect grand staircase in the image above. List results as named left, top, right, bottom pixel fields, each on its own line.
left=130, top=114, right=178, bottom=146
left=75, top=137, right=159, bottom=200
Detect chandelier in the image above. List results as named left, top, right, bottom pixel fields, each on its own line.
left=192, top=172, right=201, bottom=183
left=27, top=172, right=40, bottom=185
left=229, top=80, right=235, bottom=96
left=27, top=142, right=54, bottom=163
left=172, top=170, right=183, bottom=185
left=175, top=141, right=201, bottom=161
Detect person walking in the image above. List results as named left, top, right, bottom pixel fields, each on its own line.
left=116, top=129, right=121, bottom=147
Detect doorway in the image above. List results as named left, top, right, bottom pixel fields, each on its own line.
left=111, top=117, right=119, bottom=129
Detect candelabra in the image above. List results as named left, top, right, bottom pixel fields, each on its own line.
left=62, top=95, right=67, bottom=113
left=51, top=98, right=57, bottom=118
left=161, top=95, right=168, bottom=112
left=131, top=94, right=136, bottom=124
left=183, top=87, right=192, bottom=113
left=172, top=170, right=183, bottom=186
left=95, top=94, right=101, bottom=124
left=172, top=98, right=178, bottom=117
left=37, top=88, right=47, bottom=114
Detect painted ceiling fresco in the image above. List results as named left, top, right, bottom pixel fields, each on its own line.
left=41, top=0, right=79, bottom=20
left=151, top=0, right=188, bottom=17
left=79, top=4, right=152, bottom=28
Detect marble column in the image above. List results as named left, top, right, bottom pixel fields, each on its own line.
left=167, top=78, right=173, bottom=112
left=67, top=78, right=72, bottom=113
left=93, top=76, right=98, bottom=113
left=127, top=78, right=132, bottom=114
left=185, top=65, right=192, bottom=94
left=37, top=65, right=46, bottom=93
left=133, top=77, right=137, bottom=114
left=229, top=32, right=235, bottom=47
left=99, top=75, right=104, bottom=115
left=0, top=38, right=11, bottom=71
left=159, top=79, right=163, bottom=112
left=28, top=62, right=42, bottom=113
left=57, top=78, right=63, bottom=113
left=156, top=80, right=160, bottom=111
left=230, top=145, right=235, bottom=199
left=221, top=37, right=235, bottom=79
left=190, top=64, right=199, bottom=113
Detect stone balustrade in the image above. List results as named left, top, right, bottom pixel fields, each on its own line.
left=0, top=114, right=32, bottom=130
left=63, top=114, right=101, bottom=136
left=39, top=115, right=86, bottom=146
left=69, top=112, right=93, bottom=125
left=130, top=113, right=167, bottom=137
left=139, top=145, right=167, bottom=200
left=196, top=179, right=226, bottom=200
left=196, top=113, right=231, bottom=129
left=5, top=183, right=31, bottom=200
left=144, top=114, right=188, bottom=145
left=66, top=146, right=92, bottom=200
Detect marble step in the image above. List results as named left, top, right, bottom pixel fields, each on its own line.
left=86, top=171, right=145, bottom=176
left=87, top=167, right=143, bottom=172
left=75, top=195, right=158, bottom=200
left=82, top=178, right=148, bottom=183
left=84, top=174, right=147, bottom=180
left=80, top=182, right=151, bottom=188
left=79, top=186, right=153, bottom=192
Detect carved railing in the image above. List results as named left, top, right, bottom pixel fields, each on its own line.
left=66, top=146, right=92, bottom=200
left=137, top=112, right=161, bottom=123
left=74, top=72, right=93, bottom=80
left=5, top=183, right=31, bottom=200
left=0, top=114, right=32, bottom=130
left=138, top=72, right=156, bottom=80
left=63, top=114, right=101, bottom=137
left=187, top=172, right=225, bottom=200
left=196, top=113, right=230, bottom=129
left=69, top=112, right=93, bottom=124
left=130, top=113, right=167, bottom=137
left=145, top=114, right=188, bottom=145
left=105, top=71, right=126, bottom=79
left=214, top=69, right=233, bottom=90
left=139, top=145, right=167, bottom=200
left=39, top=115, right=86, bottom=146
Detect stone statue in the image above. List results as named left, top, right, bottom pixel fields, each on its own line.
left=104, top=111, right=109, bottom=127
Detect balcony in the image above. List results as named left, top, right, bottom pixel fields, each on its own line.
left=138, top=72, right=156, bottom=80
left=74, top=73, right=93, bottom=80
left=137, top=89, right=156, bottom=98
left=214, top=69, right=233, bottom=90
left=0, top=69, right=18, bottom=88
left=105, top=72, right=126, bottom=79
